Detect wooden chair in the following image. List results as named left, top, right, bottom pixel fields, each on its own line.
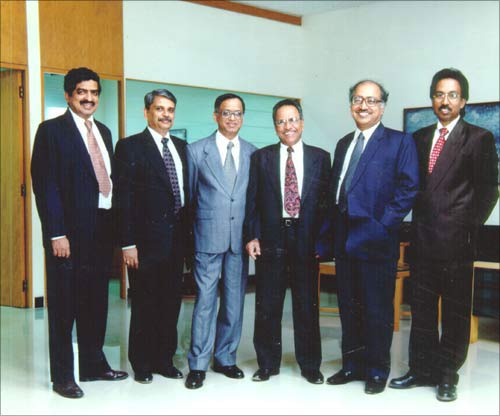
left=318, top=242, right=411, bottom=332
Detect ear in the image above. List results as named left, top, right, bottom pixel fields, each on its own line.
left=143, top=108, right=148, bottom=120
left=213, top=112, right=218, bottom=123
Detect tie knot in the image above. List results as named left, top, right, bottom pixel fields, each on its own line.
left=358, top=132, right=365, bottom=141
left=227, top=141, right=234, bottom=150
left=161, top=137, right=168, bottom=146
left=84, top=120, right=92, bottom=132
left=287, top=146, right=293, bottom=154
left=439, top=128, right=448, bottom=137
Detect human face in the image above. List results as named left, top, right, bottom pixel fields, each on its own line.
left=431, top=78, right=466, bottom=126
left=64, top=80, right=100, bottom=120
left=144, top=96, right=176, bottom=136
left=350, top=81, right=385, bottom=130
left=274, top=105, right=304, bottom=147
left=213, top=98, right=243, bottom=140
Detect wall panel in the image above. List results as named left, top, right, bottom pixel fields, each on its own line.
left=0, top=0, right=27, bottom=67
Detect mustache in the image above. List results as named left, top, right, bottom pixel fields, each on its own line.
left=79, top=100, right=95, bottom=105
left=439, top=105, right=451, bottom=111
left=159, top=117, right=173, bottom=123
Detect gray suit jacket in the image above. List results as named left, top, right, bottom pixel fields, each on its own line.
left=187, top=132, right=257, bottom=254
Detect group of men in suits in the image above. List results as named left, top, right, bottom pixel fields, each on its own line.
left=32, top=66, right=498, bottom=402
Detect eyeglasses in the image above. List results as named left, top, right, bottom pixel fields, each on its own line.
left=351, top=96, right=383, bottom=107
left=219, top=110, right=243, bottom=119
left=432, top=91, right=461, bottom=101
left=275, top=116, right=302, bottom=127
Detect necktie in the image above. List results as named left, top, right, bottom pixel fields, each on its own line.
left=84, top=120, right=111, bottom=197
left=224, top=141, right=237, bottom=190
left=161, top=137, right=182, bottom=214
left=338, top=132, right=365, bottom=213
left=284, top=146, right=300, bottom=217
left=428, top=127, right=448, bottom=174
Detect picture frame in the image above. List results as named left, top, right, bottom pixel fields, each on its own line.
left=403, top=101, right=500, bottom=183
left=170, top=128, right=187, bottom=140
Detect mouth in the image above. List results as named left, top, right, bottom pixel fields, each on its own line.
left=159, top=118, right=172, bottom=123
left=439, top=105, right=451, bottom=114
left=80, top=101, right=95, bottom=109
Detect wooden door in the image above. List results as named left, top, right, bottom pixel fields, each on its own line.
left=0, top=69, right=27, bottom=307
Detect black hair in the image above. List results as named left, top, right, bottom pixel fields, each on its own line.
left=64, top=67, right=101, bottom=95
left=272, top=99, right=303, bottom=121
left=214, top=93, right=245, bottom=113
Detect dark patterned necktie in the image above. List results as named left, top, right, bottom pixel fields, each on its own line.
left=161, top=137, right=181, bottom=214
left=338, top=132, right=365, bottom=213
left=84, top=120, right=111, bottom=197
left=224, top=141, right=237, bottom=190
left=428, top=127, right=448, bottom=174
left=284, top=146, right=300, bottom=217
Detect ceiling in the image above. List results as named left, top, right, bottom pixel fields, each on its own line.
left=233, top=1, right=377, bottom=17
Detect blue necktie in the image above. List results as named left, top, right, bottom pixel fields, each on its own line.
left=161, top=137, right=181, bottom=214
left=338, top=132, right=365, bottom=213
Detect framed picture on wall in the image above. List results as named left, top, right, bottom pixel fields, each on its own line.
left=171, top=128, right=187, bottom=140
left=404, top=101, right=500, bottom=183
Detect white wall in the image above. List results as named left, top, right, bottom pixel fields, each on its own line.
left=123, top=1, right=304, bottom=97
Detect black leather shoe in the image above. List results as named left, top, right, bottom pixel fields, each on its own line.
left=301, top=369, right=324, bottom=384
left=326, top=369, right=363, bottom=385
left=80, top=369, right=129, bottom=382
left=154, top=366, right=183, bottom=379
left=52, top=381, right=84, bottom=399
left=365, top=376, right=386, bottom=394
left=212, top=364, right=244, bottom=379
left=134, top=371, right=153, bottom=384
left=252, top=368, right=280, bottom=382
left=389, top=372, right=435, bottom=389
left=185, top=370, right=205, bottom=389
left=437, top=383, right=457, bottom=402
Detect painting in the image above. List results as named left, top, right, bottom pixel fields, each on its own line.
left=170, top=128, right=187, bottom=140
left=404, top=101, right=500, bottom=183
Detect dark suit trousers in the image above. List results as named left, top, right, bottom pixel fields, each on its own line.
left=45, top=209, right=113, bottom=384
left=253, top=221, right=322, bottom=372
left=334, top=210, right=396, bottom=379
left=127, top=222, right=184, bottom=372
left=408, top=259, right=473, bottom=381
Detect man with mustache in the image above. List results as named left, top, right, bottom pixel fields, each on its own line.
left=389, top=68, right=499, bottom=402
left=31, top=67, right=128, bottom=399
left=326, top=80, right=419, bottom=395
left=185, top=94, right=257, bottom=389
left=113, top=89, right=189, bottom=384
left=245, top=99, right=331, bottom=385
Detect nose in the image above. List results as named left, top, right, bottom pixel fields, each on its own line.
left=442, top=94, right=450, bottom=104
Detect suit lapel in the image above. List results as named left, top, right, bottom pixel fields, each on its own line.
left=348, top=124, right=385, bottom=191
left=142, top=128, right=172, bottom=190
left=427, top=119, right=467, bottom=191
left=301, top=144, right=317, bottom=203
left=62, top=110, right=97, bottom=182
left=233, top=140, right=250, bottom=194
left=265, top=144, right=282, bottom=201
left=202, top=136, right=232, bottom=196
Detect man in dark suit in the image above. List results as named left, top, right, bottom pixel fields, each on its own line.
left=245, top=99, right=331, bottom=385
left=31, top=67, right=128, bottom=399
left=113, top=89, right=189, bottom=385
left=389, top=68, right=499, bottom=402
left=326, top=80, right=419, bottom=395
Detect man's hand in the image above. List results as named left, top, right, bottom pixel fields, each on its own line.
left=123, top=247, right=139, bottom=269
left=246, top=239, right=261, bottom=260
left=52, top=237, right=70, bottom=258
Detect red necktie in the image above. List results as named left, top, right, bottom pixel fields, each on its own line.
left=428, top=127, right=448, bottom=174
left=284, top=146, right=300, bottom=217
left=84, top=120, right=111, bottom=197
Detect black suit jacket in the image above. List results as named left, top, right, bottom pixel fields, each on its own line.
left=245, top=142, right=331, bottom=257
left=31, top=110, right=113, bottom=264
left=412, top=118, right=499, bottom=261
left=113, top=128, right=189, bottom=262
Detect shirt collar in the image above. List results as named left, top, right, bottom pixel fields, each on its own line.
left=355, top=122, right=380, bottom=141
left=216, top=130, right=240, bottom=147
left=280, top=139, right=303, bottom=153
left=437, top=116, right=460, bottom=134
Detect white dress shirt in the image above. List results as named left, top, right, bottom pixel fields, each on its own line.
left=216, top=130, right=240, bottom=172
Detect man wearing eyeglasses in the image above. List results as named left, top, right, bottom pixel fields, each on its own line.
left=185, top=93, right=257, bottom=389
left=389, top=68, right=498, bottom=402
left=245, top=99, right=331, bottom=385
left=326, top=80, right=419, bottom=395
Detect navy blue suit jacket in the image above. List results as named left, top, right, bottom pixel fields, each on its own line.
left=31, top=110, right=113, bottom=264
left=330, top=123, right=419, bottom=261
